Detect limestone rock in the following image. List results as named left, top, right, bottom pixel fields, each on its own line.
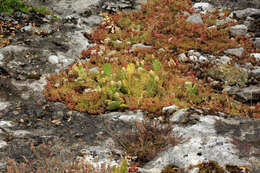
left=233, top=8, right=260, bottom=19
left=186, top=14, right=204, bottom=24
left=224, top=47, right=244, bottom=57
left=229, top=85, right=260, bottom=102
left=143, top=108, right=260, bottom=173
left=230, top=24, right=248, bottom=36
left=193, top=3, right=215, bottom=13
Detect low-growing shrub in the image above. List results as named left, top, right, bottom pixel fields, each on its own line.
left=117, top=119, right=178, bottom=166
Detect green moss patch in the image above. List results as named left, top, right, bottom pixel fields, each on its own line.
left=208, top=64, right=249, bottom=87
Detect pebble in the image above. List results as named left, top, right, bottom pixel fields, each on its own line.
left=230, top=25, right=248, bottom=36
left=0, top=141, right=7, bottom=148
left=186, top=14, right=204, bottom=24
left=48, top=55, right=59, bottom=64
left=224, top=47, right=244, bottom=57
left=0, top=102, right=10, bottom=111
left=193, top=2, right=215, bottom=13
left=219, top=56, right=231, bottom=64
left=178, top=53, right=188, bottom=62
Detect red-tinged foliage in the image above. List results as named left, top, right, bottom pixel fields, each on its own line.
left=43, top=0, right=260, bottom=119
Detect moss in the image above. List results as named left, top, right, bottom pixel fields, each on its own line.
left=208, top=64, right=248, bottom=87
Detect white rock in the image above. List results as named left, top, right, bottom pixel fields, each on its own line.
left=144, top=110, right=251, bottom=172
left=251, top=67, right=260, bottom=76
left=206, top=54, right=216, bottom=61
left=85, top=15, right=104, bottom=27
left=188, top=50, right=195, bottom=56
left=198, top=56, right=208, bottom=62
left=0, top=141, right=7, bottom=148
left=233, top=8, right=260, bottom=19
left=0, top=102, right=10, bottom=111
left=178, top=53, right=188, bottom=62
left=218, top=12, right=225, bottom=17
left=130, top=43, right=152, bottom=51
left=186, top=14, right=204, bottom=24
left=118, top=113, right=144, bottom=123
left=48, top=55, right=59, bottom=64
left=162, top=105, right=180, bottom=115
left=188, top=50, right=201, bottom=57
left=219, top=55, right=231, bottom=64
left=224, top=47, right=244, bottom=57
left=193, top=3, right=215, bottom=13
left=20, top=23, right=33, bottom=32
left=80, top=145, right=121, bottom=169
left=104, top=111, right=144, bottom=124
left=59, top=58, right=75, bottom=67
left=230, top=25, right=248, bottom=36
left=251, top=53, right=260, bottom=60
left=0, top=45, right=27, bottom=53
left=13, top=130, right=31, bottom=137
left=189, top=55, right=198, bottom=62
left=0, top=121, right=14, bottom=128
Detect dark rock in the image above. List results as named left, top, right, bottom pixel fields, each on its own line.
left=228, top=85, right=260, bottom=102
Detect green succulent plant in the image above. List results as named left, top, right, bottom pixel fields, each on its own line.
left=112, top=158, right=128, bottom=173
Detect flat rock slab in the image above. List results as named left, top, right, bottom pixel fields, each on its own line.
left=144, top=108, right=260, bottom=173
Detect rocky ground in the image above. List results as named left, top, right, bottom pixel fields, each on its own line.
left=0, top=0, right=260, bottom=173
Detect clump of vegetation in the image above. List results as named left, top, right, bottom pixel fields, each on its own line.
left=111, top=159, right=129, bottom=173
left=0, top=0, right=50, bottom=15
left=189, top=161, right=250, bottom=173
left=192, top=161, right=226, bottom=173
left=208, top=64, right=249, bottom=87
left=225, top=165, right=250, bottom=173
left=161, top=164, right=184, bottom=173
left=0, top=0, right=29, bottom=14
left=43, top=0, right=259, bottom=118
left=117, top=120, right=178, bottom=166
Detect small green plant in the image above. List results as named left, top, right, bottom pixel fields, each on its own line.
left=0, top=0, right=51, bottom=16
left=185, top=82, right=198, bottom=96
left=72, top=62, right=88, bottom=81
left=0, top=0, right=29, bottom=14
left=112, top=159, right=129, bottom=173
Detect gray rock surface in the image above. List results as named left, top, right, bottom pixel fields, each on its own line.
left=224, top=47, right=244, bottom=57
left=193, top=2, right=215, bottom=13
left=130, top=43, right=152, bottom=51
left=230, top=24, right=248, bottom=36
left=229, top=85, right=260, bottom=102
left=186, top=14, right=204, bottom=24
left=233, top=8, right=260, bottom=19
left=144, top=108, right=260, bottom=173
